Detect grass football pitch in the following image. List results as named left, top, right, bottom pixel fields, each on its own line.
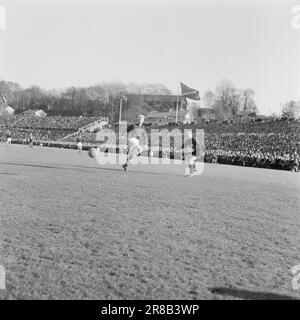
left=0, top=144, right=299, bottom=299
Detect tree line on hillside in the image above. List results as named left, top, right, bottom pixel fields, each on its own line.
left=0, top=79, right=173, bottom=121
left=0, top=78, right=266, bottom=121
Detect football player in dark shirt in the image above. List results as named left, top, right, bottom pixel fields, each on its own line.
left=176, top=131, right=200, bottom=177
left=122, top=114, right=148, bottom=172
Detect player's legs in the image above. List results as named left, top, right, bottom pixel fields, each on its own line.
left=123, top=138, right=141, bottom=172
left=78, top=142, right=82, bottom=153
left=185, top=155, right=197, bottom=176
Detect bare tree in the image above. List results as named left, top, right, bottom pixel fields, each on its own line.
left=215, top=79, right=235, bottom=111
left=202, top=90, right=214, bottom=109
left=281, top=100, right=300, bottom=118
left=241, top=89, right=255, bottom=112
left=209, top=79, right=258, bottom=118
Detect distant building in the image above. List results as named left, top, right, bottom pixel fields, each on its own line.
left=121, top=93, right=219, bottom=123
left=23, top=109, right=47, bottom=118
left=145, top=110, right=190, bottom=124
left=197, top=108, right=216, bottom=120
left=236, top=110, right=253, bottom=119
left=111, top=94, right=188, bottom=110
left=35, top=109, right=47, bottom=118
left=146, top=107, right=217, bottom=124
left=128, top=94, right=183, bottom=107
left=4, top=106, right=15, bottom=115
left=23, top=109, right=36, bottom=117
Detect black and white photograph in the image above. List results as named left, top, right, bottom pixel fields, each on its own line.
left=0, top=0, right=299, bottom=303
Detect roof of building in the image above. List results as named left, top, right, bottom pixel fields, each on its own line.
left=23, top=109, right=37, bottom=113
left=5, top=106, right=14, bottom=112
left=238, top=111, right=252, bottom=117
left=146, top=110, right=189, bottom=119
left=146, top=112, right=167, bottom=119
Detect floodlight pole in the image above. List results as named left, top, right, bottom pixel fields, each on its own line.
left=119, top=98, right=123, bottom=124
left=175, top=84, right=180, bottom=123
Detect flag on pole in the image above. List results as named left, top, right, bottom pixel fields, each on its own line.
left=186, top=97, right=201, bottom=110
left=180, top=82, right=200, bottom=100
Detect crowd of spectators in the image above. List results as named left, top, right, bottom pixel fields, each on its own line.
left=152, top=119, right=300, bottom=171
left=1, top=115, right=299, bottom=171
left=0, top=115, right=101, bottom=142
left=11, top=115, right=100, bottom=130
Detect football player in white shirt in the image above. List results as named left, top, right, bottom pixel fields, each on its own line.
left=122, top=114, right=148, bottom=172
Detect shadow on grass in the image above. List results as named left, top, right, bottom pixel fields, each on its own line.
left=209, top=287, right=298, bottom=300
left=0, top=161, right=184, bottom=177
left=0, top=161, right=121, bottom=172
left=0, top=172, right=18, bottom=175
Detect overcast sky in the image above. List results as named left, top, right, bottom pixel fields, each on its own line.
left=0, top=0, right=299, bottom=114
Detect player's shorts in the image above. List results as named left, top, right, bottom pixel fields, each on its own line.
left=128, top=137, right=143, bottom=154
left=77, top=142, right=83, bottom=149
left=7, top=138, right=11, bottom=144
left=185, top=154, right=197, bottom=165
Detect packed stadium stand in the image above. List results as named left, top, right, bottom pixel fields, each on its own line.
left=1, top=115, right=299, bottom=171
left=153, top=119, right=300, bottom=171
left=0, top=115, right=107, bottom=142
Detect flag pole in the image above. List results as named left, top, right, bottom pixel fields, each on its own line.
left=175, top=84, right=179, bottom=123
